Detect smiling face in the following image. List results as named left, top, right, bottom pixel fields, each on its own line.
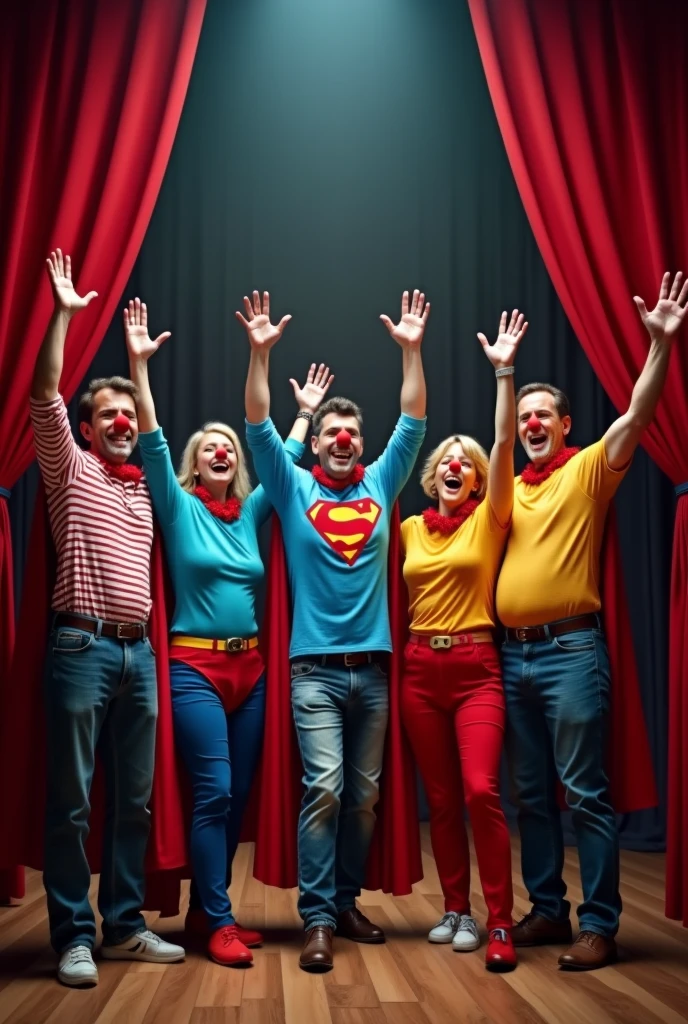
left=194, top=430, right=238, bottom=494
left=311, top=413, right=364, bottom=479
left=79, top=388, right=138, bottom=464
left=434, top=441, right=479, bottom=515
left=517, top=391, right=571, bottom=464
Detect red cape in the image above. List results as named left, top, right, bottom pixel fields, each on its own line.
left=251, top=507, right=424, bottom=894
left=0, top=485, right=187, bottom=907
left=598, top=506, right=657, bottom=812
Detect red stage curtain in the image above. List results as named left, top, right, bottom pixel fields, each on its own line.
left=0, top=0, right=206, bottom=902
left=468, top=0, right=688, bottom=922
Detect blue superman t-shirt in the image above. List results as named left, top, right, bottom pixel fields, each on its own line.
left=245, top=414, right=425, bottom=657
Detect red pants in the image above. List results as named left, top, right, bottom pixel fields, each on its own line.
left=400, top=640, right=513, bottom=929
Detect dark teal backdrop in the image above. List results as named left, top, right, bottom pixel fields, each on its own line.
left=10, top=0, right=674, bottom=848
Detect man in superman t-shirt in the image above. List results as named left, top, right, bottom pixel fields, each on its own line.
left=241, top=288, right=428, bottom=972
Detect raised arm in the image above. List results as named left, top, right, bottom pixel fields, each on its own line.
left=238, top=290, right=292, bottom=423
left=248, top=363, right=335, bottom=525
left=124, top=297, right=171, bottom=433
left=380, top=289, right=430, bottom=419
left=477, top=309, right=528, bottom=525
left=31, top=249, right=98, bottom=400
left=603, top=271, right=687, bottom=470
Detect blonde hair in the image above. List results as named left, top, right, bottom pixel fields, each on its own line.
left=177, top=422, right=252, bottom=501
left=420, top=435, right=489, bottom=501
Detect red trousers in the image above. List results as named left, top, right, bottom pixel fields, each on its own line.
left=400, top=640, right=513, bottom=929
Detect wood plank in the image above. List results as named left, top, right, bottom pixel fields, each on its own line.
left=142, top=957, right=205, bottom=1024
left=93, top=972, right=164, bottom=1024
left=280, top=945, right=332, bottom=1024
left=195, top=960, right=246, bottom=1007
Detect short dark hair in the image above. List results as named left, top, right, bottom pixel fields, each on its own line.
left=516, top=382, right=570, bottom=419
left=78, top=376, right=139, bottom=425
left=312, top=397, right=364, bottom=436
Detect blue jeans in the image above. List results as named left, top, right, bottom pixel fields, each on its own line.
left=290, top=657, right=389, bottom=930
left=43, top=621, right=158, bottom=953
left=502, top=625, right=621, bottom=937
left=170, top=664, right=266, bottom=930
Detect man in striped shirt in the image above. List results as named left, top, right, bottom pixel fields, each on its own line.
left=30, top=250, right=184, bottom=987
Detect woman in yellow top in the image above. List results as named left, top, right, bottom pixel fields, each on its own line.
left=400, top=309, right=527, bottom=972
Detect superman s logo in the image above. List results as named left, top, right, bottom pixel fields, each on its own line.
left=306, top=498, right=382, bottom=566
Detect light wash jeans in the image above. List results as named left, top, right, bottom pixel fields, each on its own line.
left=290, top=657, right=389, bottom=929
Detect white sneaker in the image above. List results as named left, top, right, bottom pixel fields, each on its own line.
left=57, top=945, right=98, bottom=987
left=428, top=912, right=461, bottom=944
left=451, top=915, right=481, bottom=951
left=101, top=928, right=185, bottom=963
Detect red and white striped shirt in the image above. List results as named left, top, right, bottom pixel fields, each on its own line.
left=30, top=395, right=153, bottom=622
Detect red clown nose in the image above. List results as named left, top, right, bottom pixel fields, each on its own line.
left=526, top=414, right=541, bottom=432
left=112, top=413, right=130, bottom=434
left=336, top=430, right=352, bottom=449
left=214, top=447, right=228, bottom=462
left=448, top=460, right=462, bottom=475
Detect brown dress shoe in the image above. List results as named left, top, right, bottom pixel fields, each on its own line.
left=336, top=908, right=385, bottom=944
left=558, top=931, right=617, bottom=970
left=512, top=911, right=573, bottom=947
left=299, top=926, right=334, bottom=972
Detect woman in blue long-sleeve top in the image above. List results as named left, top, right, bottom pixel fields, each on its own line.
left=124, top=296, right=333, bottom=967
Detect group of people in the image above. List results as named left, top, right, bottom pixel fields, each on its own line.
left=28, top=249, right=687, bottom=987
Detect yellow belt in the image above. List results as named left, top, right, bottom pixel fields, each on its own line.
left=170, top=635, right=259, bottom=653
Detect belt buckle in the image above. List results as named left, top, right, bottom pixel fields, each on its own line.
left=116, top=623, right=129, bottom=639
left=430, top=635, right=452, bottom=650
left=516, top=628, right=529, bottom=642
left=344, top=652, right=363, bottom=667
left=225, top=637, right=244, bottom=653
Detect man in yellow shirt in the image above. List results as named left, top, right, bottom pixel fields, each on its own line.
left=497, top=271, right=687, bottom=970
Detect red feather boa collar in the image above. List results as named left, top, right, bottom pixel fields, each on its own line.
left=92, top=452, right=143, bottom=484
left=312, top=463, right=365, bottom=491
left=193, top=485, right=241, bottom=522
left=422, top=498, right=482, bottom=535
left=520, top=446, right=581, bottom=485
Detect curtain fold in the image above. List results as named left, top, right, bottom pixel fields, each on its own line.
left=0, top=0, right=206, bottom=902
left=467, top=0, right=688, bottom=921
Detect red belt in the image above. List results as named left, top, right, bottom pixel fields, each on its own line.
left=408, top=631, right=493, bottom=649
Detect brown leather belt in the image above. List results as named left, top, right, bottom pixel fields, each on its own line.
left=305, top=652, right=387, bottom=668
left=409, top=631, right=494, bottom=649
left=53, top=612, right=149, bottom=640
left=504, top=613, right=600, bottom=644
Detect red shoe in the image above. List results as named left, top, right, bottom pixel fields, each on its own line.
left=208, top=926, right=253, bottom=967
left=235, top=924, right=263, bottom=948
left=186, top=910, right=262, bottom=947
left=485, top=928, right=517, bottom=972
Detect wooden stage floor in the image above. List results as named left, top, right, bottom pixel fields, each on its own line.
left=1, top=826, right=687, bottom=1024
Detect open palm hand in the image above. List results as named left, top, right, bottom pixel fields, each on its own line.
left=380, top=289, right=430, bottom=348
left=46, top=249, right=97, bottom=313
left=236, top=291, right=292, bottom=351
left=634, top=272, right=688, bottom=343
left=123, top=297, right=171, bottom=359
left=290, top=363, right=335, bottom=413
left=477, top=309, right=528, bottom=368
